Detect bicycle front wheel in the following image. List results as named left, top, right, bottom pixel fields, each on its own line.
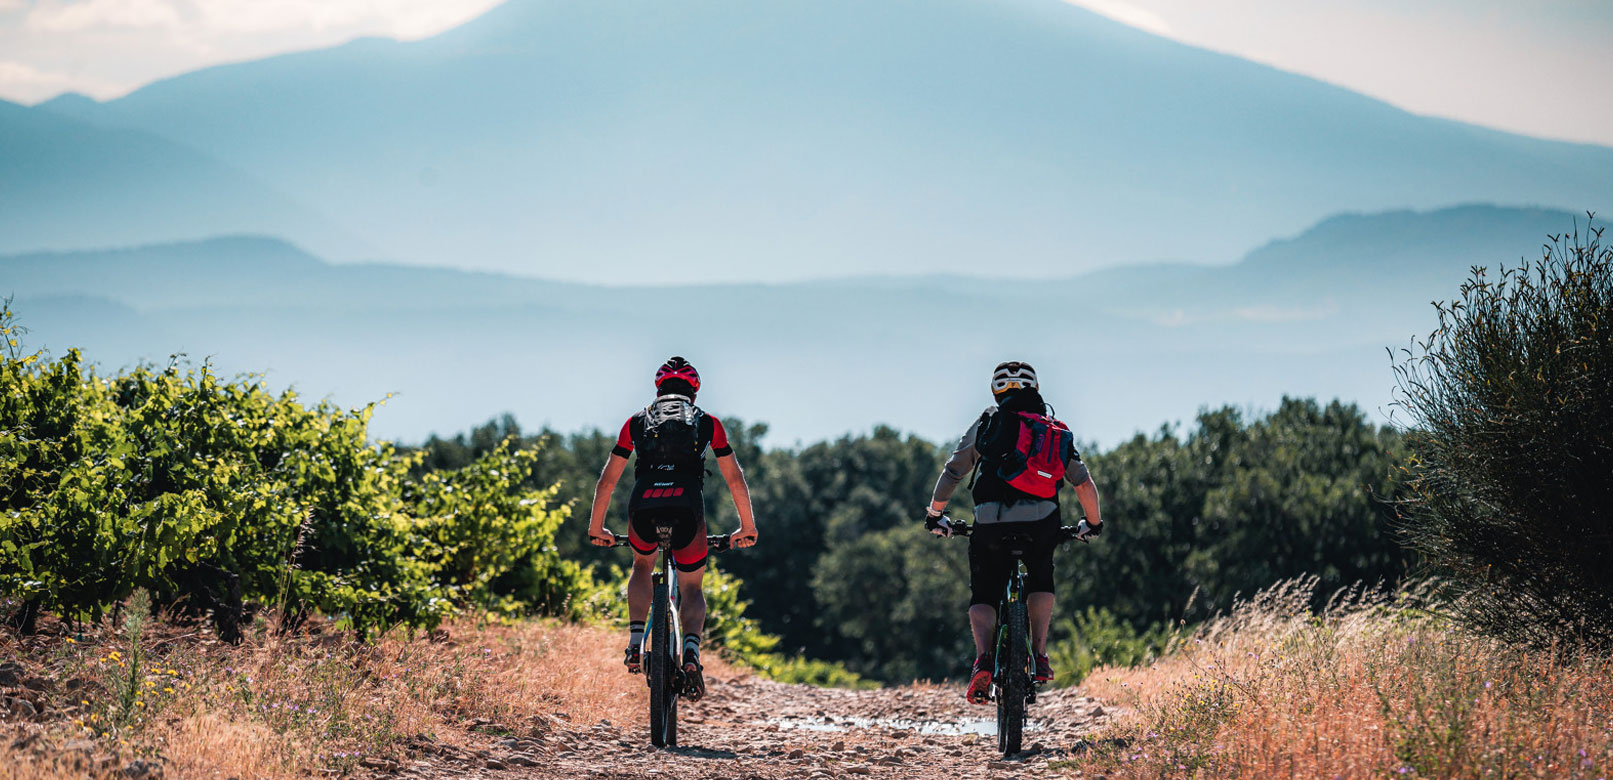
left=998, top=599, right=1028, bottom=756
left=648, top=576, right=675, bottom=747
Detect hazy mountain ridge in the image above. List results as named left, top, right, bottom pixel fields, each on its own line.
left=0, top=100, right=364, bottom=258
left=11, top=0, right=1611, bottom=283
left=2, top=204, right=1580, bottom=446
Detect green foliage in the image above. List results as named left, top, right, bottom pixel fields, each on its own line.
left=700, top=563, right=780, bottom=662
left=1393, top=220, right=1613, bottom=648
left=1047, top=607, right=1179, bottom=686
left=811, top=521, right=971, bottom=682
left=0, top=304, right=587, bottom=638
left=1069, top=398, right=1410, bottom=630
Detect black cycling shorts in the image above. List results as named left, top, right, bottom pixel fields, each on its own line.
left=968, top=507, right=1060, bottom=607
left=627, top=481, right=707, bottom=572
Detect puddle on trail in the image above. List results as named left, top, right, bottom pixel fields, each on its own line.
left=766, top=714, right=1042, bottom=736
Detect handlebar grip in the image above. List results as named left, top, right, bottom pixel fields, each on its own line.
left=707, top=533, right=733, bottom=552
left=611, top=533, right=631, bottom=547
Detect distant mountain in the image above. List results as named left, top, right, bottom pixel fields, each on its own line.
left=0, top=100, right=365, bottom=259
left=30, top=0, right=1613, bottom=282
left=2, top=204, right=1581, bottom=446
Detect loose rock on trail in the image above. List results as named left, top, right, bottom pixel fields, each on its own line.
left=386, top=672, right=1115, bottom=779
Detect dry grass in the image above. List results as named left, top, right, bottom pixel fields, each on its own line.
left=1056, top=578, right=1613, bottom=778
left=1, top=611, right=734, bottom=778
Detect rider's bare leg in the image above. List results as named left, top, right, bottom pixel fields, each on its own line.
left=969, top=604, right=996, bottom=656
left=1028, top=592, right=1054, bottom=655
left=627, top=551, right=655, bottom=624
left=677, top=566, right=706, bottom=640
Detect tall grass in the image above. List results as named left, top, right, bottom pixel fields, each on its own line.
left=1067, top=578, right=1613, bottom=778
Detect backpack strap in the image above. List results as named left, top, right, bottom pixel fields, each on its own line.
left=965, top=409, right=996, bottom=491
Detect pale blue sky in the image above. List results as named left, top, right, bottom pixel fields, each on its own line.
left=1, top=0, right=1610, bottom=146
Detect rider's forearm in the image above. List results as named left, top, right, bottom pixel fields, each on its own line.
left=1073, top=478, right=1102, bottom=526
left=729, top=478, right=757, bottom=529
left=588, top=478, right=614, bottom=531
left=717, top=456, right=757, bottom=529
left=589, top=456, right=627, bottom=532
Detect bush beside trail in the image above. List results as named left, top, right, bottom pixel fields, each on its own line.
left=0, top=302, right=591, bottom=638
left=1393, top=220, right=1613, bottom=648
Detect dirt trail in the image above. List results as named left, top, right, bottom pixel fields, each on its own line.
left=394, top=672, right=1116, bottom=779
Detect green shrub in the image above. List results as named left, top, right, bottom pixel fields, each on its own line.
left=1393, top=219, right=1613, bottom=648
left=0, top=304, right=589, bottom=639
left=1048, top=606, right=1178, bottom=685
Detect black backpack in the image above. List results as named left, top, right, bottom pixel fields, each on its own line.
left=637, top=395, right=705, bottom=477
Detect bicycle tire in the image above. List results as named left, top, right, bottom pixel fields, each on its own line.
left=1000, top=599, right=1028, bottom=756
left=993, top=615, right=1006, bottom=754
left=667, top=660, right=679, bottom=747
left=649, top=575, right=673, bottom=747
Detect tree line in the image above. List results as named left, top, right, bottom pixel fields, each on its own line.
left=416, top=396, right=1411, bottom=682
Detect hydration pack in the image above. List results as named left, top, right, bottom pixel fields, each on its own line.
left=976, top=409, right=1072, bottom=500
left=638, top=395, right=704, bottom=476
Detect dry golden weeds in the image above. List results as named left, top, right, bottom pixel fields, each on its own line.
left=1064, top=578, right=1613, bottom=778
left=2, top=612, right=729, bottom=778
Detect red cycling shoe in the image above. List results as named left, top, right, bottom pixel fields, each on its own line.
left=1034, top=653, right=1054, bottom=683
left=966, top=653, right=994, bottom=705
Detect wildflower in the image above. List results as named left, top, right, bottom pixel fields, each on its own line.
left=164, top=687, right=174, bottom=694
left=65, top=637, right=76, bottom=644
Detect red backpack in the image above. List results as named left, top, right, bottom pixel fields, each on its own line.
left=980, top=411, right=1072, bottom=499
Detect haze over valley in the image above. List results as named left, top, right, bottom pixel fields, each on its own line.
left=2, top=0, right=1606, bottom=445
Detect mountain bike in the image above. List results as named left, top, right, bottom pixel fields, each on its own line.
left=940, top=519, right=1088, bottom=757
left=611, top=529, right=733, bottom=748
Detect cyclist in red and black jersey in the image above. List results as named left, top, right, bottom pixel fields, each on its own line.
left=587, top=357, right=759, bottom=700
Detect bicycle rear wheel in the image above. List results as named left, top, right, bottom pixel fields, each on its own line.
left=648, top=574, right=674, bottom=747
left=998, top=599, right=1028, bottom=756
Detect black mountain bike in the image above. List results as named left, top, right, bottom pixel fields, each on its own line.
left=941, top=518, right=1087, bottom=757
left=611, top=529, right=733, bottom=748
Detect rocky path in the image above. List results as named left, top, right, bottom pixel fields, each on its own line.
left=391, top=673, right=1115, bottom=780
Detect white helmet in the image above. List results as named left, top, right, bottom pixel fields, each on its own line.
left=991, top=361, right=1038, bottom=396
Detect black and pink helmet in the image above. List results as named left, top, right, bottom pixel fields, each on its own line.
left=654, top=356, right=701, bottom=394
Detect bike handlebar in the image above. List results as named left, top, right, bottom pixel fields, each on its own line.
left=933, top=516, right=1089, bottom=543
left=607, top=532, right=735, bottom=552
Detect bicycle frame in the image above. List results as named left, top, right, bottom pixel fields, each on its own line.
left=992, top=557, right=1035, bottom=704
left=941, top=518, right=1083, bottom=757
left=611, top=526, right=731, bottom=748
left=645, top=523, right=684, bottom=682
